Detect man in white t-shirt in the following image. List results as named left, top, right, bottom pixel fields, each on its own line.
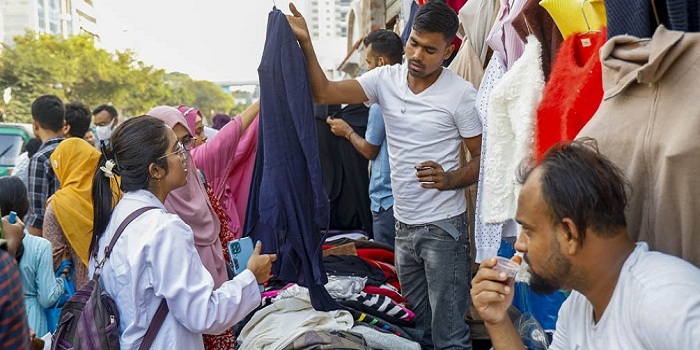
left=471, top=140, right=700, bottom=350
left=287, top=2, right=482, bottom=349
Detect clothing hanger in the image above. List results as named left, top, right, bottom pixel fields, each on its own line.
left=651, top=0, right=661, bottom=27
left=524, top=17, right=534, bottom=38
left=578, top=0, right=600, bottom=47
left=580, top=0, right=601, bottom=34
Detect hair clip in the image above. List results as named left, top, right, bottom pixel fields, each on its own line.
left=100, top=159, right=116, bottom=178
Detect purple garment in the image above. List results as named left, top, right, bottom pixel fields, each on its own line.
left=212, top=114, right=232, bottom=130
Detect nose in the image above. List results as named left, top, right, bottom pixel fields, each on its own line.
left=514, top=231, right=527, bottom=254
left=411, top=49, right=422, bottom=61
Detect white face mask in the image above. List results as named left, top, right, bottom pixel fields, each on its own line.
left=95, top=119, right=115, bottom=140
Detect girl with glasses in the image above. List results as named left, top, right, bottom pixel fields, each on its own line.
left=90, top=116, right=275, bottom=349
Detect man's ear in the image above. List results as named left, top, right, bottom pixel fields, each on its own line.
left=561, top=218, right=581, bottom=255
left=444, top=43, right=455, bottom=60
left=62, top=122, right=71, bottom=137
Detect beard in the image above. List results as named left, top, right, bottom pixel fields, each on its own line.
left=529, top=270, right=561, bottom=295
left=525, top=245, right=573, bottom=295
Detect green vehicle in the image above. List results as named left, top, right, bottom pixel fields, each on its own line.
left=0, top=123, right=34, bottom=177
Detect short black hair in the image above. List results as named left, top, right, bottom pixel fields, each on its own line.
left=519, top=139, right=629, bottom=244
left=31, top=95, right=65, bottom=132
left=363, top=30, right=403, bottom=65
left=412, top=0, right=459, bottom=44
left=92, top=104, right=118, bottom=119
left=25, top=138, right=42, bottom=158
left=0, top=176, right=29, bottom=219
left=65, top=101, right=92, bottom=138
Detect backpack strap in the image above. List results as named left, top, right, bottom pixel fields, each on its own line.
left=104, top=206, right=159, bottom=259
left=100, top=205, right=170, bottom=349
left=139, top=299, right=169, bottom=350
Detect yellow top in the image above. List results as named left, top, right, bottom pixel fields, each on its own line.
left=539, top=0, right=607, bottom=38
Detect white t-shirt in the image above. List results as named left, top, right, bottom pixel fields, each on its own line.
left=356, top=63, right=482, bottom=224
left=549, top=242, right=700, bottom=350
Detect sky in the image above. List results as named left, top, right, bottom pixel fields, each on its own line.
left=96, top=0, right=345, bottom=83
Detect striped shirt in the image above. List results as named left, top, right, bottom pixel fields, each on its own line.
left=0, top=250, right=30, bottom=349
left=486, top=0, right=528, bottom=70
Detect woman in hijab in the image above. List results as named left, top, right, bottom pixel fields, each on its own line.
left=177, top=102, right=260, bottom=241
left=148, top=105, right=259, bottom=350
left=44, top=138, right=112, bottom=289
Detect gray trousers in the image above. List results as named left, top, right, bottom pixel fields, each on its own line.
left=395, top=213, right=472, bottom=350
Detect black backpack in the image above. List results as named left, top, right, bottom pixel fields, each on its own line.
left=52, top=207, right=168, bottom=350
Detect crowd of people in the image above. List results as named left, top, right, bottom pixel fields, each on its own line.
left=1, top=1, right=699, bottom=349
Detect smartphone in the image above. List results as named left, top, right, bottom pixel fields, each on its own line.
left=228, top=237, right=255, bottom=276
left=8, top=211, right=16, bottom=224
left=227, top=237, right=265, bottom=292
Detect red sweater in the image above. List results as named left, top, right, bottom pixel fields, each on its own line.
left=535, top=29, right=606, bottom=160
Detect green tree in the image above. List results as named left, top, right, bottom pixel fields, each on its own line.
left=0, top=31, right=233, bottom=123
left=162, top=73, right=234, bottom=121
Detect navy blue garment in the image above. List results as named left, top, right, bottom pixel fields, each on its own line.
left=244, top=7, right=339, bottom=311
left=401, top=0, right=419, bottom=45
left=603, top=0, right=700, bottom=39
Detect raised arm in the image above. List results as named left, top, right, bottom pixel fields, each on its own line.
left=287, top=3, right=368, bottom=105
left=238, top=100, right=260, bottom=133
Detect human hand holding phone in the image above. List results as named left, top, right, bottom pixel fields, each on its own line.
left=228, top=238, right=277, bottom=285
left=247, top=241, right=277, bottom=284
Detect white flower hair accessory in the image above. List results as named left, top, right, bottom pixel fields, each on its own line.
left=100, top=159, right=116, bottom=178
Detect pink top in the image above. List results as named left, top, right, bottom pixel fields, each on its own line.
left=486, top=0, right=528, bottom=70
left=192, top=116, right=259, bottom=239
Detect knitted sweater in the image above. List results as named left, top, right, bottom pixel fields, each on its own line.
left=482, top=36, right=544, bottom=224
left=535, top=29, right=606, bottom=160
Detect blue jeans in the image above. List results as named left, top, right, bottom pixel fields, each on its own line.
left=372, top=206, right=396, bottom=248
left=395, top=213, right=472, bottom=350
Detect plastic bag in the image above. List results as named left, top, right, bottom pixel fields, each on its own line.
left=45, top=260, right=76, bottom=333
left=514, top=312, right=549, bottom=350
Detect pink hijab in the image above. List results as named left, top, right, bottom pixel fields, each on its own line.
left=146, top=106, right=228, bottom=287
left=176, top=105, right=200, bottom=133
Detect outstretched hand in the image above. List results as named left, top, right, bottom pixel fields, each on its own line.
left=286, top=3, right=311, bottom=44
left=246, top=241, right=277, bottom=284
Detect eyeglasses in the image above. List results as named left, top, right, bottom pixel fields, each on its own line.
left=181, top=136, right=197, bottom=151
left=157, top=140, right=186, bottom=160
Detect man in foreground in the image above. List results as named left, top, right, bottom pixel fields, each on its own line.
left=471, top=139, right=700, bottom=349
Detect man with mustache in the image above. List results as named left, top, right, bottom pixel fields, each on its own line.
left=287, top=1, right=482, bottom=349
left=471, top=139, right=700, bottom=349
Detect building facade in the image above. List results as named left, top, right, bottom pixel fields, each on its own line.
left=0, top=0, right=98, bottom=44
